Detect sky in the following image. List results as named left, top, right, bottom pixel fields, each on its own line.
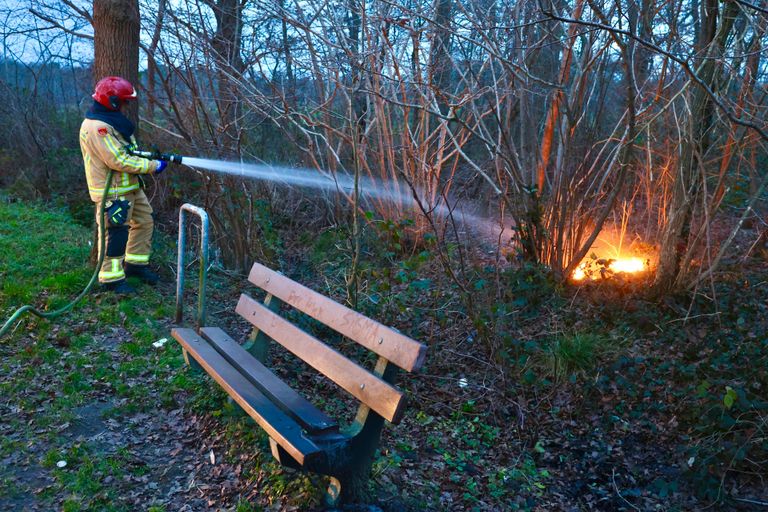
left=1, top=0, right=95, bottom=65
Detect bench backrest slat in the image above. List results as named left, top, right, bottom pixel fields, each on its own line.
left=236, top=294, right=407, bottom=423
left=248, top=262, right=426, bottom=372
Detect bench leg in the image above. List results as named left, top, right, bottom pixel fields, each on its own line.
left=325, top=466, right=373, bottom=506
left=326, top=360, right=400, bottom=505
left=326, top=477, right=343, bottom=506
left=269, top=438, right=350, bottom=506
left=243, top=294, right=282, bottom=363
left=182, top=348, right=203, bottom=372
left=325, top=411, right=387, bottom=505
left=270, top=433, right=374, bottom=506
left=269, top=438, right=303, bottom=470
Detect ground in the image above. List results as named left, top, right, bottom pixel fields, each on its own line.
left=0, top=197, right=766, bottom=511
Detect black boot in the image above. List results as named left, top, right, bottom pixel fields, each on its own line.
left=124, top=263, right=159, bottom=285
left=102, top=279, right=136, bottom=294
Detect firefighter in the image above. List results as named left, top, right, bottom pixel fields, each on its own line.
left=80, top=76, right=167, bottom=294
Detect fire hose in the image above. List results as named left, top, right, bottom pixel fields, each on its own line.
left=0, top=148, right=182, bottom=339
left=0, top=171, right=115, bottom=339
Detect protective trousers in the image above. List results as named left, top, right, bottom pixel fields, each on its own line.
left=95, top=189, right=154, bottom=283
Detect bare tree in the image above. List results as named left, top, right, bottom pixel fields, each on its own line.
left=653, top=0, right=741, bottom=292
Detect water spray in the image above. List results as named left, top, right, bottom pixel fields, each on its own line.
left=175, top=156, right=506, bottom=238
left=1, top=147, right=506, bottom=339
left=182, top=157, right=381, bottom=197
left=130, top=146, right=422, bottom=204
left=121, top=149, right=506, bottom=240
left=132, top=145, right=507, bottom=240
left=133, top=148, right=385, bottom=200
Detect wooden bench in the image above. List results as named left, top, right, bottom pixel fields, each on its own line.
left=171, top=262, right=427, bottom=504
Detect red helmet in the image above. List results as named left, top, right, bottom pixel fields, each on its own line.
left=92, top=76, right=137, bottom=110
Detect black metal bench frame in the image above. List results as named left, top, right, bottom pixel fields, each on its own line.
left=172, top=261, right=426, bottom=504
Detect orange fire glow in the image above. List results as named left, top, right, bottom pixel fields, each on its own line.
left=572, top=256, right=648, bottom=281
left=568, top=225, right=656, bottom=282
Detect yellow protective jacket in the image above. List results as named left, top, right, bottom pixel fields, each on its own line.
left=79, top=118, right=159, bottom=202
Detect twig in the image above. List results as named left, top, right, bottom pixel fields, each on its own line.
left=735, top=0, right=768, bottom=15
left=138, top=117, right=187, bottom=140
left=734, top=497, right=768, bottom=507
left=441, top=348, right=500, bottom=368
left=666, top=312, right=721, bottom=324
left=28, top=9, right=93, bottom=40
left=611, top=468, right=642, bottom=511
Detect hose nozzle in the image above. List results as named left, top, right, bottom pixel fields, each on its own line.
left=127, top=146, right=183, bottom=164
left=159, top=152, right=183, bottom=164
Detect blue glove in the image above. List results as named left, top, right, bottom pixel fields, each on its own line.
left=155, top=160, right=168, bottom=174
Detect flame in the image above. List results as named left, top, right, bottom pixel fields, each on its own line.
left=572, top=257, right=647, bottom=281
left=609, top=257, right=645, bottom=274
left=568, top=226, right=656, bottom=282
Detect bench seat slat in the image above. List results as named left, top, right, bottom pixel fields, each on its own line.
left=236, top=295, right=407, bottom=424
left=200, top=327, right=338, bottom=435
left=171, top=328, right=324, bottom=465
left=248, top=262, right=426, bottom=372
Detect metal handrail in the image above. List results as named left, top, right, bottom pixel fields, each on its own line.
left=175, top=204, right=209, bottom=331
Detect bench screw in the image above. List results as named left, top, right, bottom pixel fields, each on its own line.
left=360, top=383, right=365, bottom=390
left=378, top=337, right=384, bottom=344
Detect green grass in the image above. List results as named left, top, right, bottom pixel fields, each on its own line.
left=0, top=198, right=332, bottom=510
left=544, top=332, right=614, bottom=382
left=0, top=199, right=92, bottom=307
left=0, top=198, right=201, bottom=509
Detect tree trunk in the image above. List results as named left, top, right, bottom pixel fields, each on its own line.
left=93, top=0, right=140, bottom=124
left=90, top=0, right=141, bottom=264
left=145, top=0, right=167, bottom=123
left=210, top=0, right=244, bottom=147
left=346, top=0, right=366, bottom=131
left=429, top=0, right=453, bottom=111
left=279, top=0, right=294, bottom=94
left=208, top=0, right=252, bottom=271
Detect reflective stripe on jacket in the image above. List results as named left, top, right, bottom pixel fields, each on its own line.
left=79, top=118, right=159, bottom=202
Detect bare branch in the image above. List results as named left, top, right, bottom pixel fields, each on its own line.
left=28, top=8, right=93, bottom=40
left=538, top=0, right=768, bottom=144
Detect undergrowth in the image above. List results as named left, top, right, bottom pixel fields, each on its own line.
left=296, top=211, right=767, bottom=508
left=1, top=197, right=766, bottom=510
